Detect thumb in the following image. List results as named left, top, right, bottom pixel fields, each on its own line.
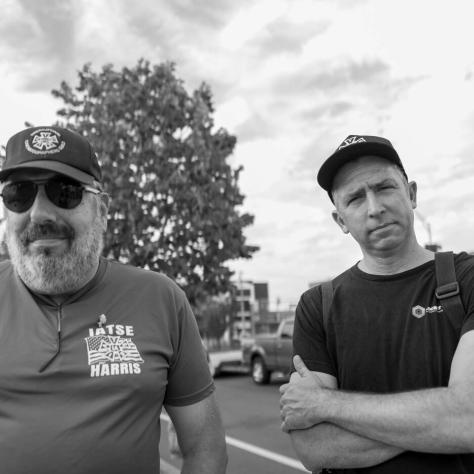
left=293, top=355, right=310, bottom=377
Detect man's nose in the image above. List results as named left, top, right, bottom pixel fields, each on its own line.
left=29, top=186, right=57, bottom=224
left=366, top=192, right=384, bottom=217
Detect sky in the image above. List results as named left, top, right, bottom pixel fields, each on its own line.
left=1, top=0, right=474, bottom=310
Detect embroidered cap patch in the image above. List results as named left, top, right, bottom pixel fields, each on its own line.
left=25, top=128, right=66, bottom=155
left=337, top=135, right=367, bottom=150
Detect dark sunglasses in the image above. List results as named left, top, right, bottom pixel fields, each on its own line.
left=0, top=177, right=101, bottom=213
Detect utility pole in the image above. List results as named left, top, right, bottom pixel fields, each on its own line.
left=415, top=211, right=441, bottom=252
left=238, top=272, right=245, bottom=338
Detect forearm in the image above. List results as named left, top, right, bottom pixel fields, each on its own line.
left=167, top=395, right=228, bottom=474
left=181, top=443, right=227, bottom=474
left=324, top=384, right=474, bottom=453
left=290, top=422, right=403, bottom=471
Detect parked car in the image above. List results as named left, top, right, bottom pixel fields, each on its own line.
left=241, top=317, right=294, bottom=384
left=207, top=348, right=246, bottom=377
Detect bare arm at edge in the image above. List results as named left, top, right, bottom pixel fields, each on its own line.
left=166, top=393, right=228, bottom=473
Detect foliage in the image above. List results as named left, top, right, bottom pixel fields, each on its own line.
left=196, top=295, right=233, bottom=346
left=51, top=59, right=258, bottom=305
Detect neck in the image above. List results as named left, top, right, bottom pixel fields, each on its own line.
left=34, top=259, right=101, bottom=305
left=359, top=240, right=434, bottom=275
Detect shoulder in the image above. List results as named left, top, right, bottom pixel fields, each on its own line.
left=102, top=259, right=188, bottom=302
left=299, top=284, right=321, bottom=303
left=0, top=260, right=20, bottom=296
left=298, top=267, right=352, bottom=308
left=453, top=252, right=474, bottom=280
left=451, top=252, right=474, bottom=291
left=454, top=251, right=474, bottom=268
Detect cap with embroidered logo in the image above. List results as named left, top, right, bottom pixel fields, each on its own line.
left=0, top=126, right=102, bottom=187
left=317, top=134, right=407, bottom=197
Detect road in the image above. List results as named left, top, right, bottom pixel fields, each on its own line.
left=159, top=372, right=310, bottom=473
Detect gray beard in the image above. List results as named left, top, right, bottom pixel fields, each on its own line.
left=6, top=218, right=104, bottom=296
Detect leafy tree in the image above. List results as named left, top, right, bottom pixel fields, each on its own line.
left=51, top=59, right=258, bottom=305
left=196, top=295, right=233, bottom=349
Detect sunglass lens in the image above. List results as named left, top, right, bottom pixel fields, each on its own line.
left=45, top=178, right=84, bottom=209
left=2, top=182, right=37, bottom=213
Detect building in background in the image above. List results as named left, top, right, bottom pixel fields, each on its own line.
left=233, top=279, right=264, bottom=337
left=232, top=279, right=296, bottom=337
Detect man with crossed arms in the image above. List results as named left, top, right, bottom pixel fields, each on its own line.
left=280, top=135, right=474, bottom=473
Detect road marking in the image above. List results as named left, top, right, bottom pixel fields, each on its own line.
left=160, top=414, right=309, bottom=472
left=160, top=458, right=180, bottom=474
left=225, top=436, right=309, bottom=472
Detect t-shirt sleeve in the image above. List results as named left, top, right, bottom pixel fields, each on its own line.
left=164, top=292, right=214, bottom=406
left=293, top=288, right=336, bottom=377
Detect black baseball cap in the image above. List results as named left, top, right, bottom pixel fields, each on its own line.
left=317, top=135, right=407, bottom=196
left=0, top=126, right=102, bottom=187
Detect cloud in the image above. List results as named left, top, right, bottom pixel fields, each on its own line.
left=0, top=0, right=247, bottom=96
left=116, top=0, right=239, bottom=62
left=251, top=17, right=329, bottom=57
left=166, top=0, right=244, bottom=30
left=269, top=58, right=387, bottom=98
left=2, top=0, right=474, bottom=310
left=300, top=101, right=354, bottom=121
left=0, top=0, right=78, bottom=91
left=235, top=112, right=276, bottom=142
left=122, top=7, right=179, bottom=60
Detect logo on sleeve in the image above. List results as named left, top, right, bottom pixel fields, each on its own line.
left=84, top=319, right=144, bottom=378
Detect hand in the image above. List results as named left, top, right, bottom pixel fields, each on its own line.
left=279, top=355, right=327, bottom=432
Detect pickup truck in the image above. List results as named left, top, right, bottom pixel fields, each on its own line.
left=241, top=317, right=294, bottom=384
left=207, top=349, right=246, bottom=377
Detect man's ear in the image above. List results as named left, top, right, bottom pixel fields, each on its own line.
left=408, top=181, right=417, bottom=209
left=332, top=210, right=349, bottom=234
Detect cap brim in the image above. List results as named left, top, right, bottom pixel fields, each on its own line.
left=317, top=143, right=403, bottom=192
left=0, top=160, right=98, bottom=186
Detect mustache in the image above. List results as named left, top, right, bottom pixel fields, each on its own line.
left=20, top=222, right=74, bottom=245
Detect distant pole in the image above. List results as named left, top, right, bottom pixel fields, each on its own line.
left=415, top=210, right=432, bottom=244
left=415, top=210, right=441, bottom=251
left=239, top=272, right=244, bottom=338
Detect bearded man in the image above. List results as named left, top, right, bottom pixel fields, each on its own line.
left=0, top=126, right=227, bottom=474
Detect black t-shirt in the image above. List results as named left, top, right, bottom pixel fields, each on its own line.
left=294, top=252, right=474, bottom=473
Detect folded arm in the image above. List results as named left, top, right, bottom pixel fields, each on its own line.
left=283, top=331, right=474, bottom=456
left=281, top=363, right=403, bottom=471
left=290, top=422, right=403, bottom=471
left=166, top=393, right=228, bottom=473
left=319, top=331, right=474, bottom=453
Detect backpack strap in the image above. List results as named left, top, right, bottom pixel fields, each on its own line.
left=321, top=280, right=334, bottom=335
left=434, top=251, right=464, bottom=330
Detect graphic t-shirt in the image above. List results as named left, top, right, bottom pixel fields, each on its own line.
left=0, top=258, right=214, bottom=474
left=294, top=252, right=474, bottom=473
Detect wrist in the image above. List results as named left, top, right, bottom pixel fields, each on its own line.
left=317, top=387, right=339, bottom=424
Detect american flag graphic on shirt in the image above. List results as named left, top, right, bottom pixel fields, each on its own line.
left=84, top=335, right=144, bottom=365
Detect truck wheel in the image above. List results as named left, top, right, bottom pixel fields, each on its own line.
left=251, top=356, right=271, bottom=384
